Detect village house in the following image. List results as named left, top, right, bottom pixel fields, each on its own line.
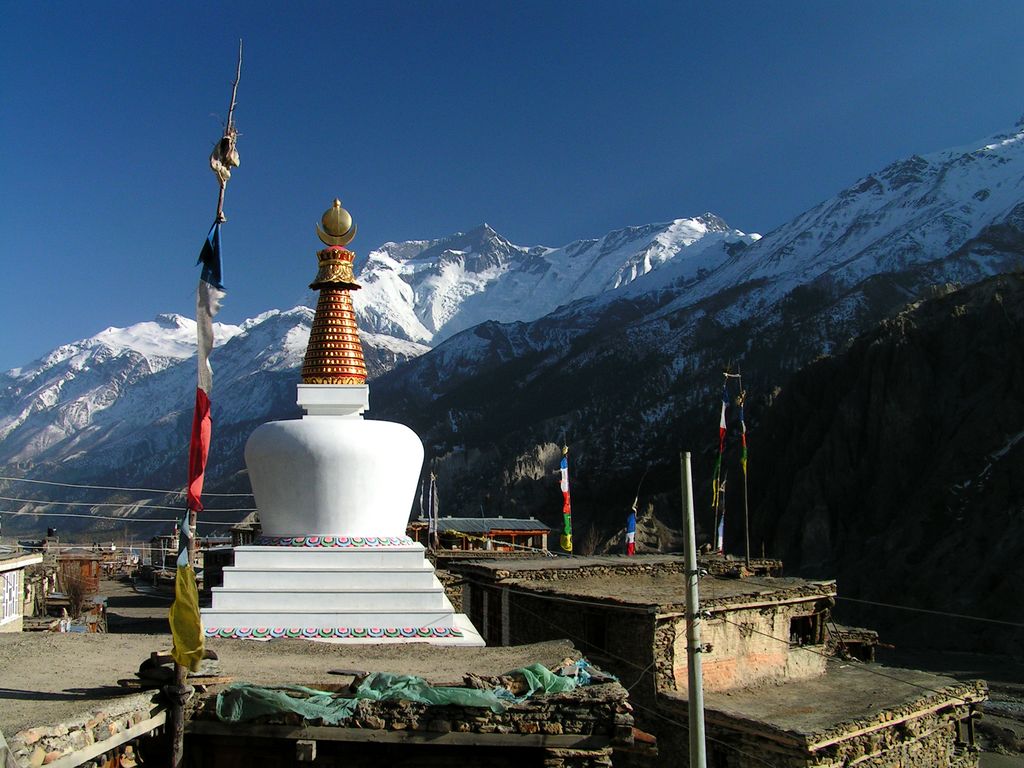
left=148, top=531, right=231, bottom=574
left=0, top=548, right=43, bottom=633
left=200, top=515, right=262, bottom=595
left=451, top=554, right=986, bottom=768
left=408, top=515, right=552, bottom=553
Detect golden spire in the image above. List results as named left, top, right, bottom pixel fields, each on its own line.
left=316, top=199, right=357, bottom=247
left=302, top=199, right=367, bottom=385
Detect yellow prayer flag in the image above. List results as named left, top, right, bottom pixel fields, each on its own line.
left=169, top=564, right=205, bottom=672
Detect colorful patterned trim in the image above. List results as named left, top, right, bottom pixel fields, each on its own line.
left=254, top=535, right=414, bottom=548
left=204, top=626, right=463, bottom=639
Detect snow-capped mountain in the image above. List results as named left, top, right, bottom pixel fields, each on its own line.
left=681, top=119, right=1024, bottom=324
left=370, top=119, right=1024, bottom=524
left=0, top=309, right=428, bottom=524
left=2, top=117, right=1023, bottom=541
left=357, top=215, right=759, bottom=344
left=384, top=118, right=1024, bottom=407
left=0, top=215, right=755, bottom=472
left=0, top=214, right=754, bottom=535
left=0, top=314, right=243, bottom=463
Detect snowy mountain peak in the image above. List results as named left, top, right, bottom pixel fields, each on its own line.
left=355, top=214, right=754, bottom=344
left=4, top=116, right=1024, bottom=541
left=152, top=312, right=193, bottom=329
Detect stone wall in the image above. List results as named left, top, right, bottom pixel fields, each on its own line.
left=7, top=694, right=163, bottom=768
left=188, top=680, right=635, bottom=767
left=435, top=567, right=463, bottom=612
left=818, top=701, right=979, bottom=768
left=670, top=602, right=829, bottom=692
left=658, top=682, right=984, bottom=768
left=463, top=560, right=690, bottom=584
left=461, top=558, right=782, bottom=584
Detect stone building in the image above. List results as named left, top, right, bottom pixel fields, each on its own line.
left=452, top=554, right=985, bottom=767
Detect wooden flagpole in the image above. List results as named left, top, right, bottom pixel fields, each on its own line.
left=169, top=40, right=242, bottom=768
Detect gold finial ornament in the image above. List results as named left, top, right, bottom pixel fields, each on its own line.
left=303, top=198, right=367, bottom=385
left=317, top=199, right=358, bottom=246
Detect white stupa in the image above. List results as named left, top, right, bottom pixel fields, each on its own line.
left=201, top=200, right=483, bottom=645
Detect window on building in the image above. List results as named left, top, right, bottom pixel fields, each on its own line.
left=955, top=713, right=976, bottom=751
left=789, top=612, right=824, bottom=646
left=1, top=571, right=20, bottom=623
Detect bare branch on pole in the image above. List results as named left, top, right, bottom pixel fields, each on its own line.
left=210, top=40, right=243, bottom=223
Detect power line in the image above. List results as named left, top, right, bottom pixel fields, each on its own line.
left=714, top=614, right=979, bottom=707
left=625, top=696, right=783, bottom=768
left=0, top=495, right=256, bottom=512
left=835, top=595, right=1024, bottom=629
left=0, top=475, right=252, bottom=497
left=1, top=510, right=233, bottom=527
left=729, top=573, right=1024, bottom=631
left=473, top=570, right=979, bottom=756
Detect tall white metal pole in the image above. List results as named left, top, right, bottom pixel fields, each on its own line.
left=681, top=451, right=708, bottom=768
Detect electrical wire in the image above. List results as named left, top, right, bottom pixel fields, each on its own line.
left=1, top=510, right=234, bottom=526
left=0, top=495, right=256, bottom=512
left=625, top=696, right=783, bottom=768
left=0, top=475, right=253, bottom=497
left=835, top=595, right=1024, bottom=629
left=726, top=572, right=1024, bottom=631
left=697, top=571, right=1003, bottom=704
left=714, top=614, right=980, bottom=707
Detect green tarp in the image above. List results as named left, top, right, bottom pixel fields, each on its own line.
left=216, top=661, right=612, bottom=724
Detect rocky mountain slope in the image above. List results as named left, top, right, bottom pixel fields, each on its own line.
left=357, top=216, right=758, bottom=344
left=0, top=216, right=753, bottom=537
left=0, top=309, right=428, bottom=534
left=2, top=118, right=1023, bottom=558
left=749, top=272, right=1024, bottom=654
left=370, top=120, right=1024, bottom=542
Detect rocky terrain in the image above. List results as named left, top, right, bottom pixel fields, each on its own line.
left=749, top=272, right=1024, bottom=654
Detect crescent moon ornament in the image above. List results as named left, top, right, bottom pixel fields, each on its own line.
left=317, top=198, right=357, bottom=246
left=317, top=221, right=357, bottom=247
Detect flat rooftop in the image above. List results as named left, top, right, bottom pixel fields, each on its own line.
left=0, top=632, right=578, bottom=737
left=457, top=555, right=835, bottom=612
left=667, top=662, right=986, bottom=747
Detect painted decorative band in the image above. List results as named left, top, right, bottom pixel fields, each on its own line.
left=204, top=626, right=463, bottom=639
left=254, top=535, right=414, bottom=548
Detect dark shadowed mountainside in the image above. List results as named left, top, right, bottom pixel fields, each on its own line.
left=749, top=272, right=1024, bottom=655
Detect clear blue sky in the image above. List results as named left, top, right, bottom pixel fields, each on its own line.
left=2, top=1, right=1023, bottom=371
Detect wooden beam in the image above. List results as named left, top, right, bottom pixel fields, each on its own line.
left=47, top=710, right=167, bottom=768
left=805, top=696, right=975, bottom=752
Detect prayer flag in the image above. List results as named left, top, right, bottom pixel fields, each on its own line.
left=170, top=222, right=226, bottom=671
left=711, top=383, right=728, bottom=510
left=625, top=501, right=636, bottom=556
left=715, top=479, right=727, bottom=553
left=168, top=512, right=204, bottom=671
left=738, top=392, right=748, bottom=477
left=560, top=448, right=572, bottom=552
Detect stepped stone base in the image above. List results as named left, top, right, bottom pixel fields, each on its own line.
left=201, top=541, right=484, bottom=646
